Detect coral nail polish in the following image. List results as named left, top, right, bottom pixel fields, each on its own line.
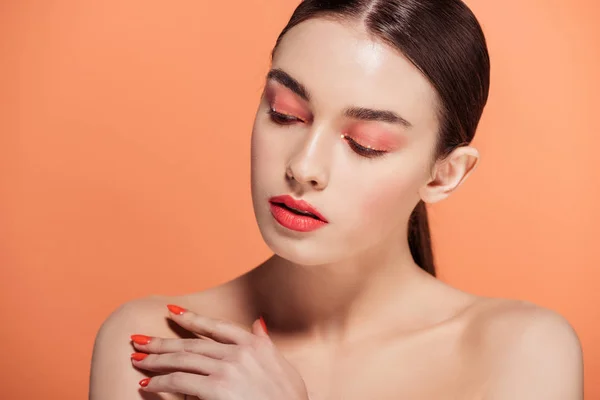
left=131, top=334, right=152, bottom=345
left=167, top=304, right=187, bottom=315
left=259, top=316, right=268, bottom=334
left=139, top=378, right=151, bottom=387
left=131, top=352, right=148, bottom=361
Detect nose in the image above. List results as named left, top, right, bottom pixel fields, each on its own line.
left=285, top=130, right=331, bottom=191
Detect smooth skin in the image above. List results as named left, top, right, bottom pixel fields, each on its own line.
left=89, top=19, right=583, bottom=400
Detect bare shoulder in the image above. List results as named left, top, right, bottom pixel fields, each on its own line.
left=464, top=297, right=584, bottom=399
left=89, top=279, right=249, bottom=400
left=89, top=295, right=186, bottom=400
left=94, top=293, right=182, bottom=339
left=466, top=297, right=581, bottom=343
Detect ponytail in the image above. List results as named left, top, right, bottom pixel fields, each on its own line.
left=408, top=200, right=436, bottom=276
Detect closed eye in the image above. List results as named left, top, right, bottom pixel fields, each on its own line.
left=268, top=108, right=302, bottom=125
left=342, top=135, right=387, bottom=158
left=267, top=107, right=388, bottom=159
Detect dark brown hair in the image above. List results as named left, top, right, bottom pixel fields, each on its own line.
left=270, top=0, right=490, bottom=276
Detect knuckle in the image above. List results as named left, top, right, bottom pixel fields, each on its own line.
left=212, top=319, right=227, bottom=334
left=188, top=317, right=203, bottom=332
left=152, top=338, right=166, bottom=353
left=221, top=361, right=238, bottom=379
left=182, top=339, right=197, bottom=352
left=209, top=373, right=226, bottom=386
left=236, top=345, right=254, bottom=363
left=167, top=371, right=187, bottom=387
left=172, top=352, right=188, bottom=364
left=199, top=319, right=216, bottom=336
left=209, top=375, right=232, bottom=397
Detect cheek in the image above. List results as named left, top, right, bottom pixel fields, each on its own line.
left=361, top=175, right=416, bottom=220
left=251, top=118, right=286, bottom=182
left=251, top=116, right=272, bottom=158
left=349, top=164, right=426, bottom=233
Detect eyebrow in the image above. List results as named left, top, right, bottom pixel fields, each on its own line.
left=266, top=68, right=412, bottom=128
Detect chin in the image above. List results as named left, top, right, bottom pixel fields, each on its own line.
left=271, top=243, right=333, bottom=267
left=255, top=215, right=342, bottom=267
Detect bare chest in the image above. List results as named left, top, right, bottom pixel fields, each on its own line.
left=285, top=333, right=488, bottom=400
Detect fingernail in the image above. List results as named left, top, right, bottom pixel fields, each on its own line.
left=131, top=334, right=152, bottom=345
left=131, top=352, right=148, bottom=361
left=259, top=316, right=268, bottom=334
left=167, top=304, right=187, bottom=315
left=139, top=378, right=151, bottom=387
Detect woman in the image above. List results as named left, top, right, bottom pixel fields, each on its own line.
left=90, top=0, right=583, bottom=398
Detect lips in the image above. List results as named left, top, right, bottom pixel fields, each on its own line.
left=268, top=195, right=328, bottom=222
left=268, top=195, right=328, bottom=233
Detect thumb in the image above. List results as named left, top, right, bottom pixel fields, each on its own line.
left=252, top=316, right=269, bottom=337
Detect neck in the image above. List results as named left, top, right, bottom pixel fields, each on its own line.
left=246, top=237, right=432, bottom=345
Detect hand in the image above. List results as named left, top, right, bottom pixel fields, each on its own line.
left=129, top=305, right=310, bottom=400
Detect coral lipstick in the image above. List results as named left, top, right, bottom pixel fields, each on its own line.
left=268, top=195, right=328, bottom=232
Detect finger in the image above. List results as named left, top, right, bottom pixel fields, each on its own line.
left=251, top=317, right=269, bottom=338
left=167, top=304, right=254, bottom=344
left=140, top=372, right=222, bottom=400
left=132, top=351, right=221, bottom=375
left=131, top=336, right=231, bottom=359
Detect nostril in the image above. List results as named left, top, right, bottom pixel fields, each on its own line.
left=285, top=167, right=294, bottom=180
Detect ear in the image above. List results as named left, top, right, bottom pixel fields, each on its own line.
left=419, top=146, right=480, bottom=204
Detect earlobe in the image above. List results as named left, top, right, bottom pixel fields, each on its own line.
left=419, top=146, right=480, bottom=204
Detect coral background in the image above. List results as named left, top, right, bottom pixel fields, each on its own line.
left=1, top=0, right=598, bottom=398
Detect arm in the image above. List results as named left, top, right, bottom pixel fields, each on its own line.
left=89, top=297, right=185, bottom=400
left=484, top=307, right=584, bottom=399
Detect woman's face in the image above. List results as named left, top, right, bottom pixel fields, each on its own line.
left=250, top=18, right=441, bottom=266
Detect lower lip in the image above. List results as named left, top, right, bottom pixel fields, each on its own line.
left=269, top=202, right=327, bottom=232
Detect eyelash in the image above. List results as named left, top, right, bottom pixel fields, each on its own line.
left=267, top=108, right=387, bottom=158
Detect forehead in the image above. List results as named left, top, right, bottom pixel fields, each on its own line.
left=272, top=18, right=439, bottom=127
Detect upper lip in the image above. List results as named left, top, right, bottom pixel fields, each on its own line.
left=269, top=194, right=328, bottom=222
